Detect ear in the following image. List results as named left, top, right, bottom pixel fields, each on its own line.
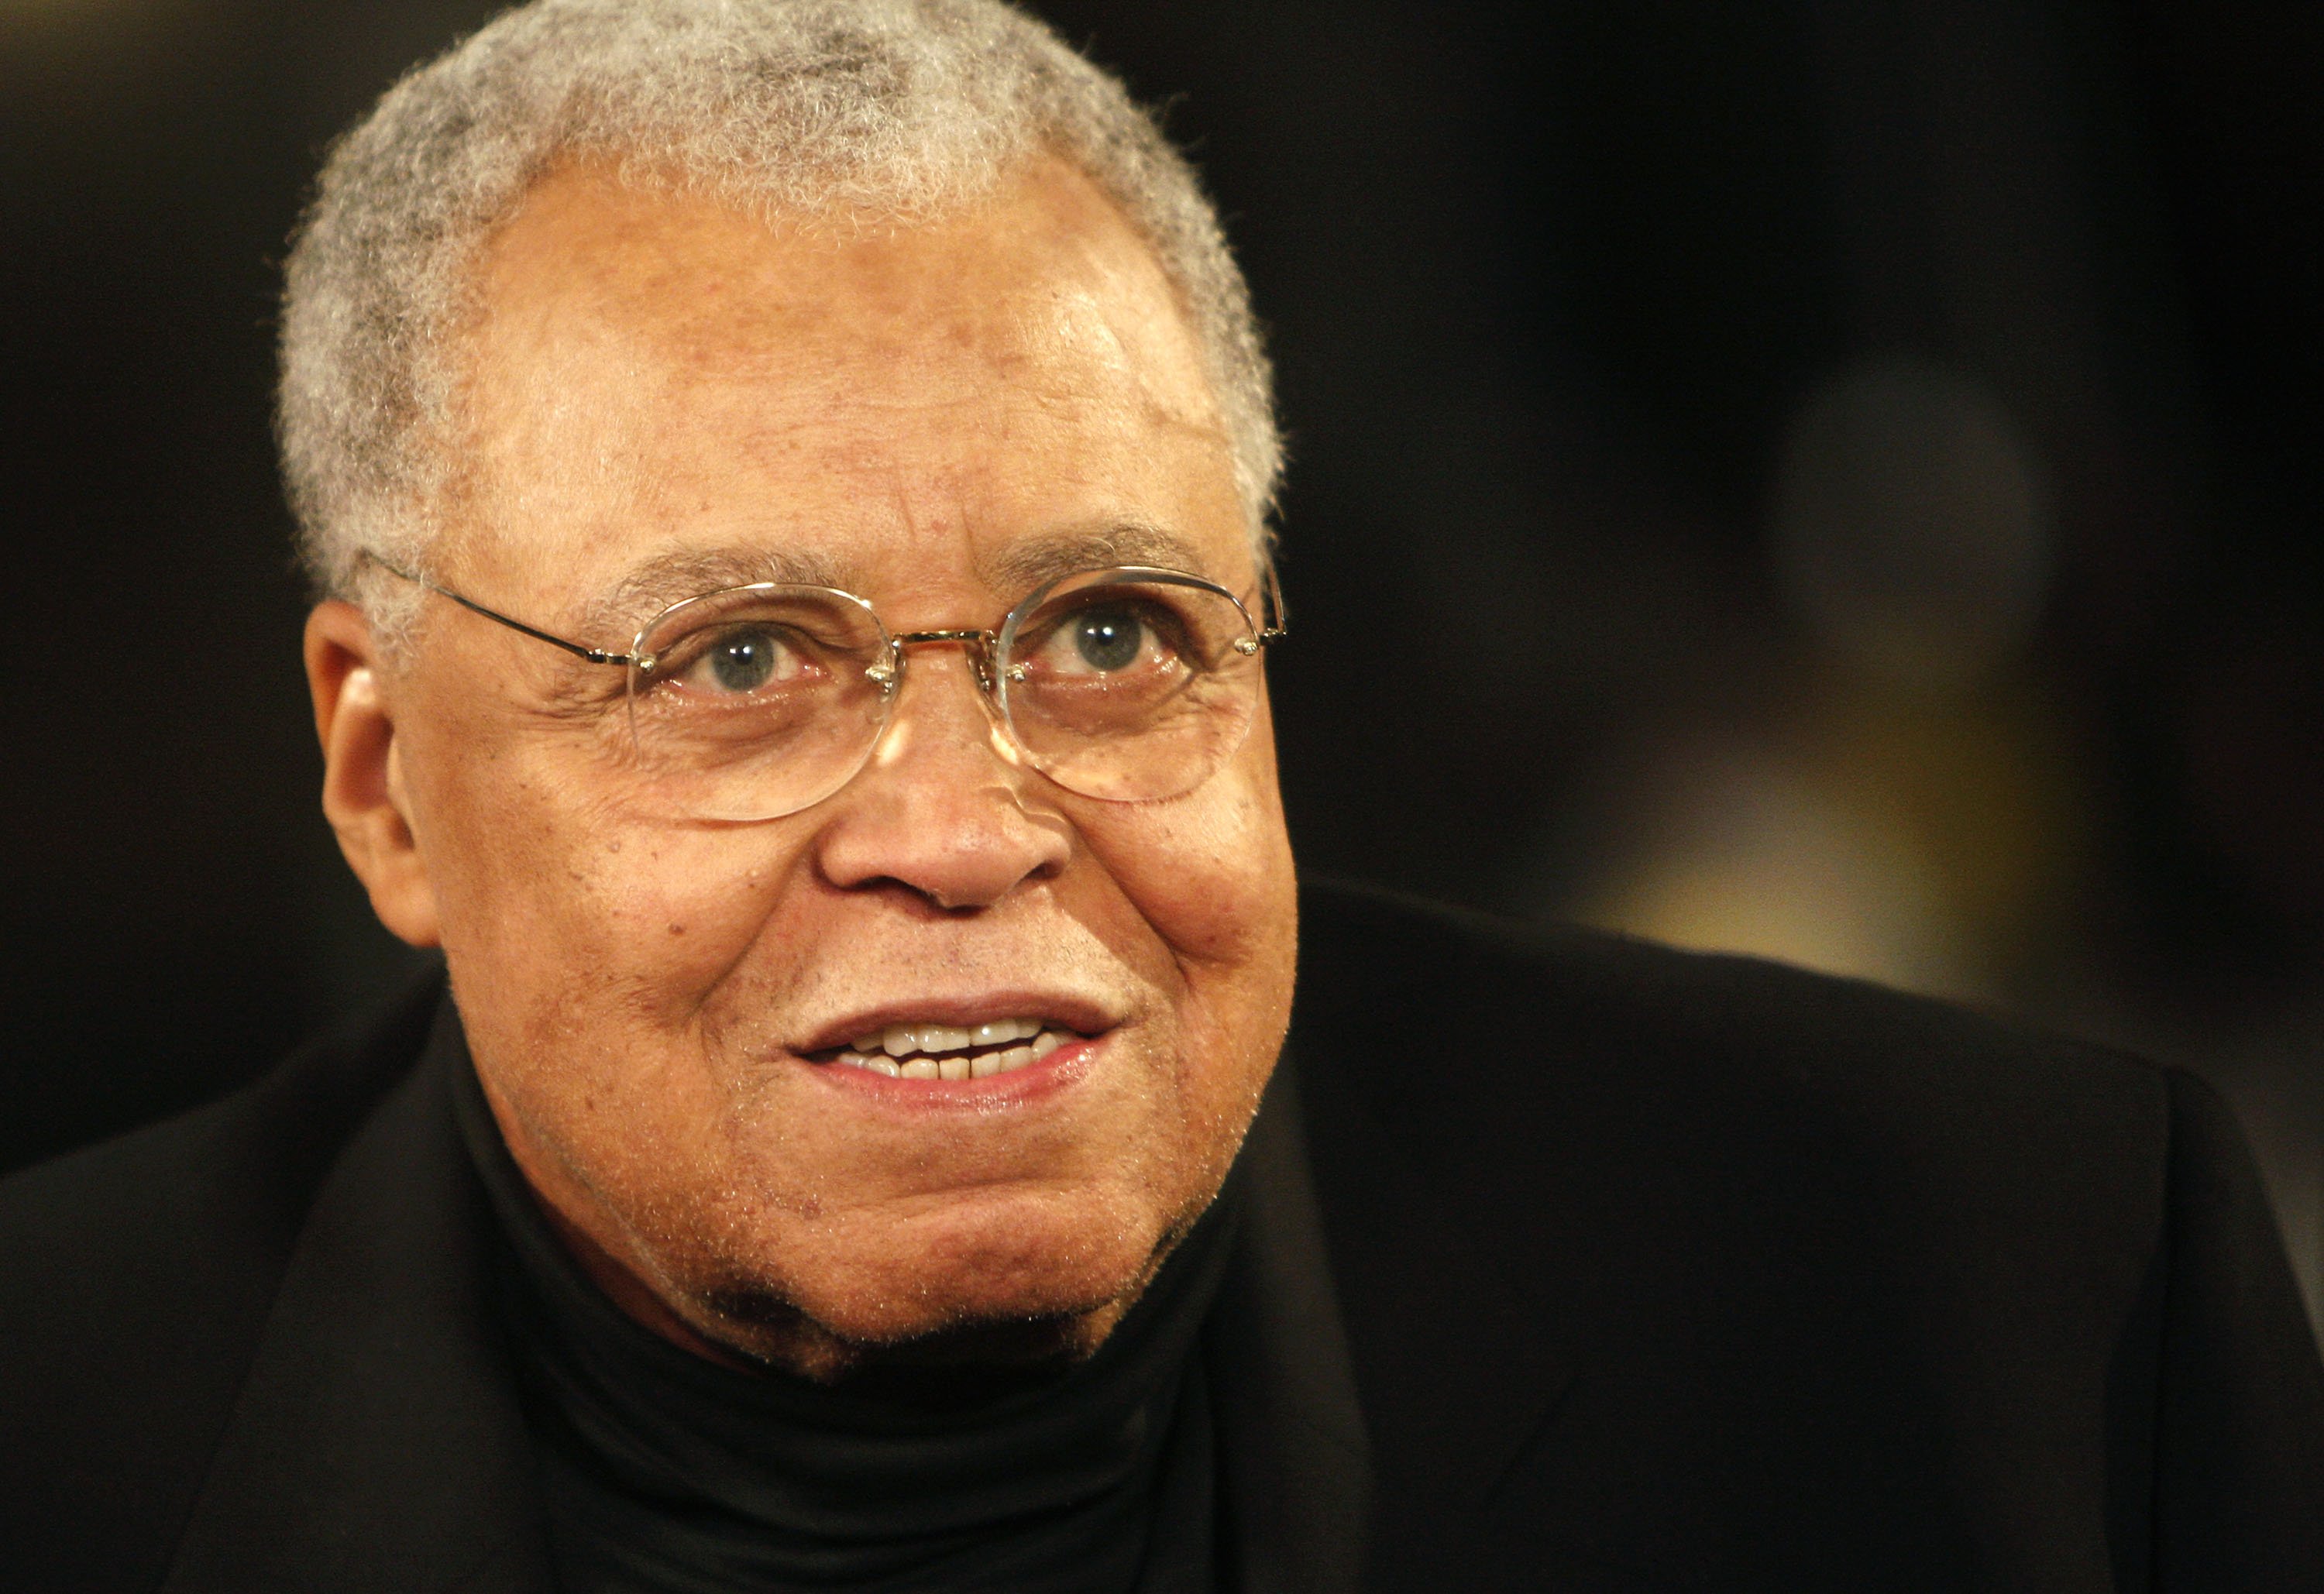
left=305, top=600, right=443, bottom=948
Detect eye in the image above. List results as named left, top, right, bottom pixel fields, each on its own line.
left=1067, top=605, right=1149, bottom=673
left=671, top=624, right=816, bottom=696
left=1021, top=599, right=1187, bottom=681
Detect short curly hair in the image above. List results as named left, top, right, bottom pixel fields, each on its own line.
left=278, top=0, right=1280, bottom=635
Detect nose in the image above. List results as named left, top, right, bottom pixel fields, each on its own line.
left=811, top=644, right=1071, bottom=911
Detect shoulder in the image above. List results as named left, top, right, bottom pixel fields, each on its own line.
left=1292, top=877, right=2176, bottom=1341
left=1293, top=881, right=2324, bottom=1583
left=0, top=970, right=442, bottom=1591
left=1295, top=875, right=2170, bottom=1173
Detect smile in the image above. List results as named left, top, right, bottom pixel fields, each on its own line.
left=822, top=1018, right=1079, bottom=1080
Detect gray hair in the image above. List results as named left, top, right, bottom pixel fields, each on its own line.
left=278, top=0, right=1280, bottom=631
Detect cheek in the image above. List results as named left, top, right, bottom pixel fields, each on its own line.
left=404, top=721, right=810, bottom=1029
left=1098, top=714, right=1292, bottom=955
left=1073, top=729, right=1297, bottom=1063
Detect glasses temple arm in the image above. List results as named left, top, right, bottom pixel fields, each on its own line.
left=362, top=553, right=635, bottom=667
left=1257, top=561, right=1289, bottom=642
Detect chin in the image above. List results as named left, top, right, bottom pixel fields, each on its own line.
left=694, top=1183, right=1177, bottom=1354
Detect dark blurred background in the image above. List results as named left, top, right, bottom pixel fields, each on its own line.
left=2, top=0, right=2317, bottom=1329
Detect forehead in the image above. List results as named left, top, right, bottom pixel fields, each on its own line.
left=452, top=155, right=1247, bottom=620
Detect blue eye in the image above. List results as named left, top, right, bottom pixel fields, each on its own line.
left=1071, top=608, right=1145, bottom=672
left=665, top=624, right=813, bottom=696
left=708, top=630, right=778, bottom=692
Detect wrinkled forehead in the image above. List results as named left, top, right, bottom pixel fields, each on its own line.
left=439, top=155, right=1248, bottom=627
left=472, top=153, right=1206, bottom=373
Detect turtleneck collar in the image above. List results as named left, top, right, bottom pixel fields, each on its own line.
left=444, top=1012, right=1239, bottom=1594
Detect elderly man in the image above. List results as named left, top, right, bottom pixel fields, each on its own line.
left=3, top=2, right=2320, bottom=1590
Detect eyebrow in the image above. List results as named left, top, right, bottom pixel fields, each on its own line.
left=565, top=520, right=1225, bottom=644
left=567, top=545, right=846, bottom=643
left=981, top=522, right=1219, bottom=596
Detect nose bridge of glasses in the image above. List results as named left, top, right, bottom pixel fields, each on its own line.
left=881, top=628, right=1003, bottom=696
left=859, top=627, right=1027, bottom=784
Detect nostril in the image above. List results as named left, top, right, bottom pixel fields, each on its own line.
left=812, top=757, right=1074, bottom=910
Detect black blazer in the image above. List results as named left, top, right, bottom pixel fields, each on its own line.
left=5, top=883, right=2320, bottom=1591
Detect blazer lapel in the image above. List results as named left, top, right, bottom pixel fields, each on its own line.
left=1296, top=1039, right=1576, bottom=1493
left=1206, top=1055, right=1377, bottom=1594
left=1289, top=890, right=1594, bottom=1584
left=162, top=1025, right=552, bottom=1594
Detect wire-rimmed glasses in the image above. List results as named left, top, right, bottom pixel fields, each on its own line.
left=367, top=555, right=1286, bottom=819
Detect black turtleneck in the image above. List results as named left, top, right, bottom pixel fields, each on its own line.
left=449, top=1030, right=1252, bottom=1594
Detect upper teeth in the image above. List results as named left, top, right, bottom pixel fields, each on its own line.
left=832, top=1019, right=1069, bottom=1081
left=855, top=1017, right=1044, bottom=1057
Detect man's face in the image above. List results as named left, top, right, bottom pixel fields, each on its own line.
left=349, top=156, right=1296, bottom=1369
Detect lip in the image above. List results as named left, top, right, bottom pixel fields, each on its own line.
left=803, top=1030, right=1107, bottom=1111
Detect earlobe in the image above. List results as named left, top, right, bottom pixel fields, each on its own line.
left=304, top=601, right=443, bottom=948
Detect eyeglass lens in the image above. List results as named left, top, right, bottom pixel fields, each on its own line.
left=622, top=569, right=1266, bottom=819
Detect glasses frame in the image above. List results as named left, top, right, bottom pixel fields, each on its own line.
left=361, top=551, right=1287, bottom=813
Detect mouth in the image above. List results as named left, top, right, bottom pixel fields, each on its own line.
left=811, top=1016, right=1085, bottom=1082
